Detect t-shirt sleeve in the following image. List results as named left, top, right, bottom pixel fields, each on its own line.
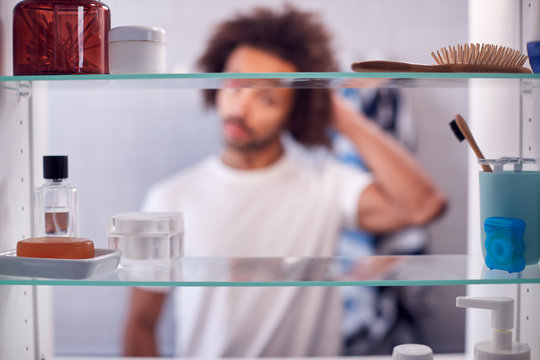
left=326, top=159, right=373, bottom=229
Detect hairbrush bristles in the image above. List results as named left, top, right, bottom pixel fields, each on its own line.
left=431, top=43, right=528, bottom=68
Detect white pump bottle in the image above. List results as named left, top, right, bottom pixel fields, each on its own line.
left=456, top=296, right=530, bottom=360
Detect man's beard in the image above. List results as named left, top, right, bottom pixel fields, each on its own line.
left=223, top=117, right=282, bottom=153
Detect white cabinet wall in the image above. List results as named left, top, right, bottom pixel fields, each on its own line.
left=466, top=1, right=540, bottom=358
left=0, top=83, right=35, bottom=360
left=1, top=0, right=35, bottom=351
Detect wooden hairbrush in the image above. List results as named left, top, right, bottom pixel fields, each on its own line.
left=352, top=43, right=531, bottom=73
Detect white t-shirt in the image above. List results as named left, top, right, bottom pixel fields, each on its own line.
left=142, top=142, right=372, bottom=357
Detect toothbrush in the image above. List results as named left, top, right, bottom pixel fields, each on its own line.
left=449, top=114, right=493, bottom=172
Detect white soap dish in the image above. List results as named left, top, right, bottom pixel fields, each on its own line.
left=0, top=248, right=121, bottom=279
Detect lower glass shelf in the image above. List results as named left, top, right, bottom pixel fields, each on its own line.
left=0, top=254, right=539, bottom=287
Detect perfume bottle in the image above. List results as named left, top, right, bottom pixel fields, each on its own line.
left=13, top=0, right=111, bottom=75
left=35, top=156, right=79, bottom=237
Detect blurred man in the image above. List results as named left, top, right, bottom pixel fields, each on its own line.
left=124, top=6, right=446, bottom=358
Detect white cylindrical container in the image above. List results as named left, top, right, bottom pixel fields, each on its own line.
left=392, top=344, right=434, bottom=360
left=109, top=25, right=167, bottom=74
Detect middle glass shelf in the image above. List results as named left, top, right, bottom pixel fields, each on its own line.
left=1, top=254, right=540, bottom=287
left=1, top=72, right=540, bottom=90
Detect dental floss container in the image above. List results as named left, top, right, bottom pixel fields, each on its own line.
left=109, top=25, right=167, bottom=74
left=484, top=217, right=526, bottom=273
left=456, top=297, right=530, bottom=360
left=392, top=344, right=434, bottom=360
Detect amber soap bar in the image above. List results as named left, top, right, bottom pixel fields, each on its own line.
left=17, top=237, right=94, bottom=259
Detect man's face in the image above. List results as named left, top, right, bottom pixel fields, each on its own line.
left=217, top=46, right=297, bottom=152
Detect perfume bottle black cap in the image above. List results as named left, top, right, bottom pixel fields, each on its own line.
left=43, top=155, right=68, bottom=179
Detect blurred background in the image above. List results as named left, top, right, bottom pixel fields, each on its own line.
left=37, top=0, right=469, bottom=356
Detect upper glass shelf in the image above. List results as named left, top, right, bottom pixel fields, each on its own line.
left=1, top=254, right=539, bottom=287
left=1, top=72, right=540, bottom=90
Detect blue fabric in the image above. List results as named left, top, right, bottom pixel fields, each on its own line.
left=334, top=87, right=402, bottom=353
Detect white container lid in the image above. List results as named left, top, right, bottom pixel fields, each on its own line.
left=109, top=25, right=167, bottom=43
left=392, top=344, right=433, bottom=360
left=108, top=212, right=183, bottom=235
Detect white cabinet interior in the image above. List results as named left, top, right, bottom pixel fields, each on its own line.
left=0, top=0, right=539, bottom=359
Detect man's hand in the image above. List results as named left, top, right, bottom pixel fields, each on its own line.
left=331, top=93, right=371, bottom=135
left=123, top=288, right=167, bottom=357
left=330, top=92, right=446, bottom=233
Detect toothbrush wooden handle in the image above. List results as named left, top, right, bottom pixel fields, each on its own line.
left=454, top=114, right=493, bottom=172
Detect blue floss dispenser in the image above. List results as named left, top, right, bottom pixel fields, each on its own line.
left=484, top=217, right=526, bottom=273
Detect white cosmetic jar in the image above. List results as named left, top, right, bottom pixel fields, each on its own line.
left=109, top=25, right=167, bottom=74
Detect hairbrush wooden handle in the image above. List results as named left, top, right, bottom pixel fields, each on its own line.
left=454, top=114, right=492, bottom=172
left=351, top=61, right=531, bottom=73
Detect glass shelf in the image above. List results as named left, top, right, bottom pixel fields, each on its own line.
left=1, top=72, right=539, bottom=90
left=1, top=254, right=539, bottom=287
left=0, top=83, right=18, bottom=91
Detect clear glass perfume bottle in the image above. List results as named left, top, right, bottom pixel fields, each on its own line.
left=35, top=156, right=79, bottom=237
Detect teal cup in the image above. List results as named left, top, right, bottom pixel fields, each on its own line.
left=479, top=171, right=540, bottom=267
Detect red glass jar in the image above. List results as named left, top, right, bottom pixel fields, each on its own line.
left=13, top=0, right=110, bottom=75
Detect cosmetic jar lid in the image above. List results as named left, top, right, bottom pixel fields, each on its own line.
left=108, top=212, right=183, bottom=235
left=109, top=26, right=167, bottom=43
left=392, top=344, right=433, bottom=360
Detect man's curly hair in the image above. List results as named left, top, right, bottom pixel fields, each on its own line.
left=197, top=5, right=338, bottom=147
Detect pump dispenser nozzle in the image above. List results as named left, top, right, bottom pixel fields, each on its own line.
left=456, top=296, right=530, bottom=360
